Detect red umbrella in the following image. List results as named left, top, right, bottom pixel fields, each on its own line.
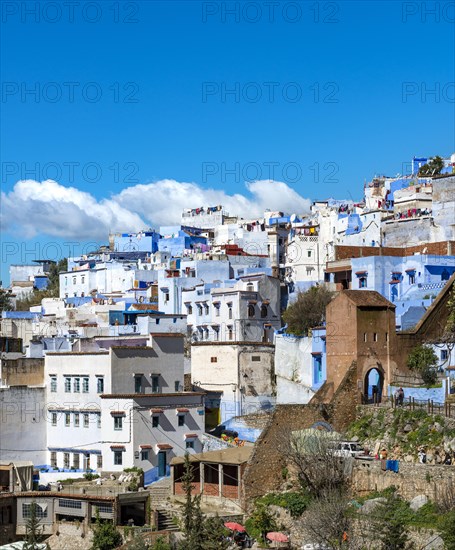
left=267, top=532, right=289, bottom=543
left=224, top=521, right=246, bottom=532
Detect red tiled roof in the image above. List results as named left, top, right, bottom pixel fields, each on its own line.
left=140, top=445, right=152, bottom=449
left=176, top=408, right=189, bottom=413
left=110, top=445, right=125, bottom=449
left=110, top=411, right=126, bottom=416
left=150, top=408, right=164, bottom=414
left=157, top=444, right=173, bottom=450
left=185, top=433, right=198, bottom=439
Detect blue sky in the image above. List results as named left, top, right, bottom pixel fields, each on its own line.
left=1, top=0, right=454, bottom=283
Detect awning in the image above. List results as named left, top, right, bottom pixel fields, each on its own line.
left=150, top=408, right=164, bottom=414
left=140, top=445, right=153, bottom=449
left=110, top=445, right=125, bottom=450
left=157, top=444, right=173, bottom=450
left=248, top=300, right=258, bottom=305
left=176, top=408, right=189, bottom=413
left=311, top=352, right=322, bottom=356
left=389, top=280, right=399, bottom=284
left=405, top=268, right=416, bottom=273
left=110, top=411, right=126, bottom=416
left=355, top=271, right=368, bottom=276
left=262, top=300, right=270, bottom=305
left=184, top=433, right=198, bottom=439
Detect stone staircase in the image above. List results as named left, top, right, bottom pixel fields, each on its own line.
left=147, top=476, right=171, bottom=506
left=156, top=509, right=179, bottom=532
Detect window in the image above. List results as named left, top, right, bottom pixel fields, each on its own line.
left=175, top=381, right=180, bottom=392
left=94, top=503, right=113, bottom=514
left=186, top=304, right=193, bottom=315
left=65, top=276, right=68, bottom=286
left=197, top=304, right=202, bottom=316
left=50, top=376, right=57, bottom=392
left=441, top=350, right=449, bottom=361
left=51, top=412, right=57, bottom=426
left=214, top=329, right=219, bottom=341
left=97, top=415, right=101, bottom=429
left=211, top=357, right=217, bottom=363
left=50, top=452, right=57, bottom=467
left=152, top=376, right=160, bottom=393
left=65, top=377, right=71, bottom=393
left=114, top=451, right=123, bottom=466
left=134, top=375, right=142, bottom=393
left=83, top=413, right=89, bottom=428
left=141, top=450, right=149, bottom=461
left=97, top=377, right=104, bottom=393
left=359, top=277, right=367, bottom=289
left=81, top=275, right=85, bottom=284
left=64, top=452, right=70, bottom=468
left=409, top=273, right=416, bottom=284
left=164, top=292, right=170, bottom=304
left=228, top=326, right=233, bottom=341
left=373, top=333, right=378, bottom=342
left=65, top=413, right=71, bottom=427
left=114, top=416, right=123, bottom=430
left=82, top=377, right=89, bottom=393
left=73, top=453, right=80, bottom=469
left=248, top=304, right=255, bottom=318
left=178, top=415, right=185, bottom=427
left=186, top=441, right=194, bottom=449
left=363, top=333, right=367, bottom=342
left=152, top=416, right=159, bottom=428
left=252, top=356, right=261, bottom=362
left=215, top=305, right=220, bottom=317
left=261, top=305, right=268, bottom=318
left=59, top=499, right=82, bottom=509
left=308, top=250, right=312, bottom=257
left=73, top=377, right=80, bottom=393
left=74, top=413, right=80, bottom=427
left=73, top=276, right=76, bottom=284
left=97, top=455, right=103, bottom=469
left=228, top=306, right=232, bottom=319
left=23, top=504, right=47, bottom=519
left=385, top=332, right=389, bottom=342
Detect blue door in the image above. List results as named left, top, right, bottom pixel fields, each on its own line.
left=158, top=451, right=166, bottom=477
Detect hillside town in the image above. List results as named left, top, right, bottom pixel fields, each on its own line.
left=1, top=154, right=455, bottom=549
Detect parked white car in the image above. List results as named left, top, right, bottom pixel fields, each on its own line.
left=330, top=441, right=366, bottom=458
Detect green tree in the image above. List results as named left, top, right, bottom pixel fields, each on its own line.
left=91, top=508, right=123, bottom=550
left=178, top=455, right=230, bottom=550
left=23, top=501, right=46, bottom=550
left=407, top=344, right=438, bottom=386
left=245, top=503, right=278, bottom=546
left=0, top=288, right=13, bottom=312
left=367, top=493, right=413, bottom=550
left=418, top=155, right=444, bottom=176
left=440, top=510, right=455, bottom=550
left=283, top=285, right=334, bottom=336
left=178, top=453, right=205, bottom=550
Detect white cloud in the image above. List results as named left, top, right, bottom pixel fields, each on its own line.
left=0, top=178, right=311, bottom=240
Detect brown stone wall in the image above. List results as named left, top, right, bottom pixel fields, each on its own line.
left=352, top=460, right=455, bottom=502
left=242, top=363, right=358, bottom=508
left=334, top=241, right=455, bottom=261
left=1, top=358, right=44, bottom=386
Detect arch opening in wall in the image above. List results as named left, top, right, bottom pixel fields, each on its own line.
left=363, top=367, right=384, bottom=405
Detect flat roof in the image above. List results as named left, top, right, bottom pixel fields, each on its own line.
left=171, top=445, right=253, bottom=466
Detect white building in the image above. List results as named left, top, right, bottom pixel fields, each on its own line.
left=44, top=334, right=204, bottom=479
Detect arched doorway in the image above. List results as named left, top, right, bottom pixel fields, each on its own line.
left=364, top=367, right=384, bottom=404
